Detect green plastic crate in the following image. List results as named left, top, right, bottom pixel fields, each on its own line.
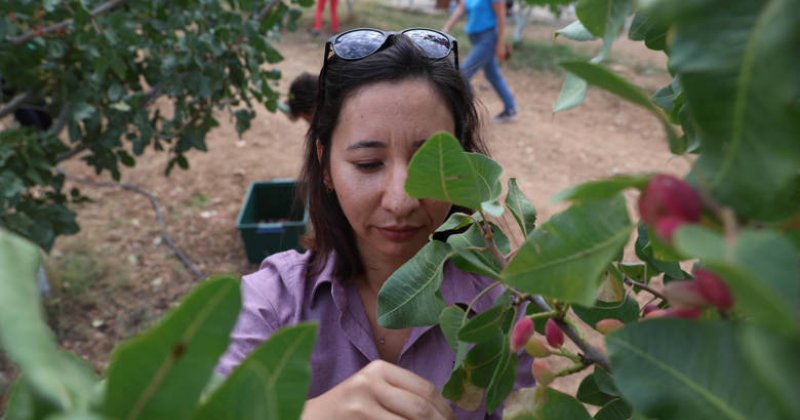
left=236, top=179, right=308, bottom=264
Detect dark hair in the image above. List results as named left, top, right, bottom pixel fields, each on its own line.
left=300, top=34, right=487, bottom=281
left=288, top=72, right=318, bottom=118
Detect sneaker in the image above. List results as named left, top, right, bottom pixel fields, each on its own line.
left=492, top=109, right=517, bottom=123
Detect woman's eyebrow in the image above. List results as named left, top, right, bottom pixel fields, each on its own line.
left=346, top=140, right=385, bottom=150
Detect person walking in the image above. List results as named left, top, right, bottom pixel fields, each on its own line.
left=443, top=0, right=518, bottom=122
left=312, top=0, right=339, bottom=36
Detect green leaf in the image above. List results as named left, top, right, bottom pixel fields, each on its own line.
left=577, top=373, right=616, bottom=407
left=608, top=319, right=788, bottom=420
left=674, top=226, right=800, bottom=334
left=193, top=323, right=317, bottom=420
left=405, top=132, right=503, bottom=210
left=535, top=388, right=593, bottom=419
left=439, top=306, right=469, bottom=367
left=553, top=72, right=588, bottom=112
left=505, top=178, right=537, bottom=237
left=447, top=224, right=502, bottom=279
left=656, top=0, right=800, bottom=221
left=466, top=334, right=505, bottom=388
left=103, top=276, right=242, bottom=420
left=377, top=241, right=453, bottom=328
left=556, top=20, right=596, bottom=41
left=551, top=175, right=649, bottom=203
left=560, top=61, right=684, bottom=154
left=573, top=297, right=640, bottom=329
left=593, top=366, right=620, bottom=397
left=486, top=351, right=517, bottom=413
left=436, top=211, right=478, bottom=233
left=628, top=7, right=669, bottom=51
left=503, top=196, right=632, bottom=305
left=458, top=305, right=509, bottom=342
left=738, top=325, right=800, bottom=419
left=0, top=230, right=98, bottom=411
left=595, top=399, right=633, bottom=420
left=576, top=0, right=633, bottom=59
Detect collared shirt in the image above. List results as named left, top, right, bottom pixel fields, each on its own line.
left=216, top=250, right=534, bottom=419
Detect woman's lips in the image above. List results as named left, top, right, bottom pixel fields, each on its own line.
left=376, top=226, right=422, bottom=241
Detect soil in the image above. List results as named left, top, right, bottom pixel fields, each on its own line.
left=1, top=4, right=691, bottom=408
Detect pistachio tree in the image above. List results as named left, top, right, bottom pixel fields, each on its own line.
left=0, top=0, right=311, bottom=251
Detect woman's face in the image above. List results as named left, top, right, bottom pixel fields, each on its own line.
left=328, top=78, right=455, bottom=271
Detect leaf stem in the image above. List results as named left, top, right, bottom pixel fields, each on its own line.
left=553, top=347, right=582, bottom=363
left=623, top=275, right=666, bottom=301
left=555, top=361, right=591, bottom=378
left=462, top=281, right=503, bottom=324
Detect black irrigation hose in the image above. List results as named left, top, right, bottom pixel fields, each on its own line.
left=58, top=170, right=206, bottom=280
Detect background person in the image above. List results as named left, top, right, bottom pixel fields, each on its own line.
left=217, top=29, right=533, bottom=419
left=312, top=0, right=340, bottom=36
left=442, top=0, right=518, bottom=123
left=284, top=72, right=318, bottom=124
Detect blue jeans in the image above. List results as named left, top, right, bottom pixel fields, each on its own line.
left=462, top=28, right=516, bottom=112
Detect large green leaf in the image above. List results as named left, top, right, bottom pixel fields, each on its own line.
left=576, top=373, right=616, bottom=407
left=656, top=0, right=800, bottom=221
left=607, top=319, right=785, bottom=420
left=503, top=196, right=632, bottom=305
left=466, top=334, right=505, bottom=388
left=0, top=230, right=98, bottom=412
left=405, top=132, right=503, bottom=210
left=595, top=399, right=633, bottom=420
left=103, top=275, right=241, bottom=420
left=738, top=325, right=800, bottom=419
left=505, top=178, right=537, bottom=238
left=377, top=241, right=453, bottom=328
left=560, top=61, right=683, bottom=154
left=674, top=226, right=800, bottom=334
left=193, top=323, right=317, bottom=420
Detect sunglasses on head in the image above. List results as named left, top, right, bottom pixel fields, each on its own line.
left=324, top=28, right=459, bottom=69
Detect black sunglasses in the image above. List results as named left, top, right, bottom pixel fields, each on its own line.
left=324, top=28, right=459, bottom=69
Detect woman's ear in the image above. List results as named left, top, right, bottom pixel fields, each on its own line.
left=316, top=140, right=333, bottom=191
left=315, top=139, right=324, bottom=164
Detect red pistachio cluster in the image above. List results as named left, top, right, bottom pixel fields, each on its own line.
left=638, top=174, right=702, bottom=243
left=510, top=317, right=566, bottom=360
left=653, top=268, right=734, bottom=318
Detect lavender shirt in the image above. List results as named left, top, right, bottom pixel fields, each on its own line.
left=217, top=250, right=534, bottom=419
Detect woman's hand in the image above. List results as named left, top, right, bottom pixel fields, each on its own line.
left=301, top=360, right=455, bottom=420
left=495, top=42, right=508, bottom=61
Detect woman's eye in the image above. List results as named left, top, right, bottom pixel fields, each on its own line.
left=354, top=161, right=382, bottom=171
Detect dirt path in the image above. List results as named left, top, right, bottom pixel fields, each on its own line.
left=23, top=5, right=690, bottom=401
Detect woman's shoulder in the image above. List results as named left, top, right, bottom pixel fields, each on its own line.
left=244, top=249, right=314, bottom=288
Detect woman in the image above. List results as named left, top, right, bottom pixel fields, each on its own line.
left=443, top=0, right=518, bottom=123
left=217, top=29, right=533, bottom=419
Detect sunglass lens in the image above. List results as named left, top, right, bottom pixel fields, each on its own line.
left=403, top=29, right=452, bottom=59
left=333, top=29, right=386, bottom=60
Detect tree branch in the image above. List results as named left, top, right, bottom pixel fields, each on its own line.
left=6, top=0, right=129, bottom=45
left=0, top=92, right=32, bottom=119
left=58, top=170, right=206, bottom=280
left=623, top=275, right=667, bottom=301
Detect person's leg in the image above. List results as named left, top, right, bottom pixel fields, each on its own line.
left=313, top=0, right=327, bottom=32
left=480, top=30, right=516, bottom=114
left=330, top=0, right=339, bottom=33
left=460, top=30, right=497, bottom=94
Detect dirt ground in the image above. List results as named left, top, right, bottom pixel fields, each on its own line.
left=2, top=3, right=691, bottom=408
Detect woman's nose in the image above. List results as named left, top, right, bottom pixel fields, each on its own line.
left=381, top=164, right=419, bottom=216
